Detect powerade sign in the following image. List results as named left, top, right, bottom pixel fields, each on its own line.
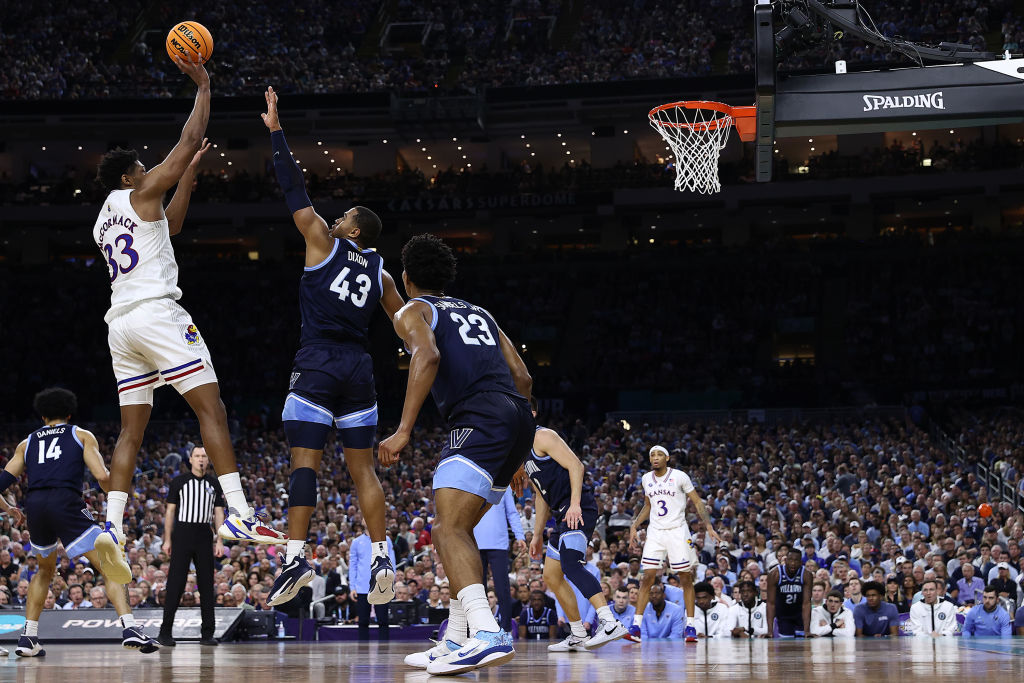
left=0, top=608, right=244, bottom=642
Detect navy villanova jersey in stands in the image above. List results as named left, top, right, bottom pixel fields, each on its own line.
left=299, top=238, right=383, bottom=348
left=412, top=295, right=519, bottom=418
left=23, top=423, right=85, bottom=493
left=524, top=430, right=597, bottom=523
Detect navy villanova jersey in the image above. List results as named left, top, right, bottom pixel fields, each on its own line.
left=775, top=564, right=805, bottom=619
left=23, top=424, right=86, bottom=493
left=300, top=238, right=383, bottom=347
left=524, top=428, right=597, bottom=522
left=413, top=295, right=520, bottom=418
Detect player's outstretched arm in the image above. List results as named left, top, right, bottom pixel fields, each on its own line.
left=380, top=270, right=406, bottom=320
left=687, top=489, right=720, bottom=544
left=262, top=86, right=334, bottom=260
left=78, top=428, right=111, bottom=492
left=534, top=428, right=584, bottom=529
left=164, top=138, right=211, bottom=236
left=377, top=301, right=440, bottom=466
left=133, top=56, right=211, bottom=208
left=496, top=327, right=532, bottom=400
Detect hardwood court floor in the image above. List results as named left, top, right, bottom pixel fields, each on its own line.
left=0, top=638, right=1022, bottom=682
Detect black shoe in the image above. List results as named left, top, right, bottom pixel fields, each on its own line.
left=156, top=634, right=177, bottom=647
left=200, top=637, right=219, bottom=646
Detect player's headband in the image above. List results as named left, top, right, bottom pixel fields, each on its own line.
left=649, top=445, right=669, bottom=457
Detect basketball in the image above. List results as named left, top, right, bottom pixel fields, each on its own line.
left=165, top=21, right=214, bottom=64
left=979, top=503, right=992, bottom=517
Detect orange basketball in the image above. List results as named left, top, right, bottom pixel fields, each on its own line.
left=165, top=21, right=214, bottom=64
left=979, top=503, right=992, bottom=518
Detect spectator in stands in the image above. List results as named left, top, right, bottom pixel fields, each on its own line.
left=854, top=582, right=899, bottom=637
left=961, top=586, right=1012, bottom=637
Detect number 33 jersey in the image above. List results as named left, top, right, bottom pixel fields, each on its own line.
left=642, top=468, right=695, bottom=531
left=410, top=295, right=520, bottom=420
left=93, top=189, right=182, bottom=323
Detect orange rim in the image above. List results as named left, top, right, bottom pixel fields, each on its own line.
left=649, top=101, right=757, bottom=141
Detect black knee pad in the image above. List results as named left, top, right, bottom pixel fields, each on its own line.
left=288, top=467, right=318, bottom=507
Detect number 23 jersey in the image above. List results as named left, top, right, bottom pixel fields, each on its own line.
left=642, top=467, right=695, bottom=530
left=93, top=189, right=182, bottom=323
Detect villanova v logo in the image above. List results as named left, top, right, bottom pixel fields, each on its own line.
left=450, top=428, right=474, bottom=449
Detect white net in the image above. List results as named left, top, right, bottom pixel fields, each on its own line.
left=649, top=103, right=734, bottom=194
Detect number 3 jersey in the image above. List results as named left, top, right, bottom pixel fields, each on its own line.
left=641, top=467, right=695, bottom=530
left=93, top=189, right=182, bottom=323
left=300, top=238, right=383, bottom=348
left=411, top=295, right=520, bottom=420
left=23, top=423, right=86, bottom=493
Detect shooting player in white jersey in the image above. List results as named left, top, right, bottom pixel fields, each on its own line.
left=91, top=55, right=285, bottom=583
left=628, top=445, right=721, bottom=642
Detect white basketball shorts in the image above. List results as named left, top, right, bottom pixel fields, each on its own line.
left=642, top=525, right=698, bottom=572
left=107, top=298, right=218, bottom=406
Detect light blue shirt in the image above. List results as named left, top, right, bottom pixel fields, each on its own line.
left=641, top=600, right=685, bottom=639
left=473, top=489, right=525, bottom=550
left=664, top=583, right=686, bottom=607
left=348, top=534, right=396, bottom=594
left=961, top=604, right=1012, bottom=637
left=610, top=604, right=636, bottom=629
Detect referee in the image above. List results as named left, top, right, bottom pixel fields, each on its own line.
left=158, top=445, right=225, bottom=647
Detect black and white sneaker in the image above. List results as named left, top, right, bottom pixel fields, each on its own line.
left=16, top=634, right=45, bottom=657
left=367, top=554, right=395, bottom=605
left=548, top=634, right=588, bottom=652
left=122, top=626, right=160, bottom=653
left=268, top=556, right=315, bottom=606
left=584, top=618, right=628, bottom=650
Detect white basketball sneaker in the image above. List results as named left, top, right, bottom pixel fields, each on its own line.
left=94, top=522, right=133, bottom=584
left=584, top=618, right=628, bottom=650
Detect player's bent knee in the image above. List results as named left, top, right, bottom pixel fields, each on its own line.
left=284, top=420, right=331, bottom=451
left=288, top=467, right=318, bottom=507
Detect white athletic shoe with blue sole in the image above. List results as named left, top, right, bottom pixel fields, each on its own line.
left=218, top=507, right=288, bottom=545
left=425, top=629, right=515, bottom=675
left=268, top=556, right=315, bottom=606
left=404, top=639, right=461, bottom=669
left=94, top=523, right=133, bottom=584
left=367, top=555, right=395, bottom=605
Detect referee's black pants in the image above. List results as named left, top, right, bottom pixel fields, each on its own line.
left=356, top=594, right=390, bottom=641
left=480, top=548, right=512, bottom=631
left=161, top=523, right=216, bottom=638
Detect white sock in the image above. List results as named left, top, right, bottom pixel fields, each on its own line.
left=570, top=620, right=587, bottom=638
left=445, top=598, right=468, bottom=645
left=632, top=613, right=643, bottom=627
left=106, top=491, right=128, bottom=532
left=596, top=605, right=613, bottom=622
left=687, top=615, right=695, bottom=627
left=286, top=540, right=305, bottom=563
left=217, top=472, right=249, bottom=514
left=457, top=584, right=499, bottom=635
left=120, top=614, right=136, bottom=628
left=371, top=541, right=388, bottom=559
left=25, top=620, right=38, bottom=637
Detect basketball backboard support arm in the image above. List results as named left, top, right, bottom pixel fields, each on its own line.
left=753, top=0, right=1024, bottom=181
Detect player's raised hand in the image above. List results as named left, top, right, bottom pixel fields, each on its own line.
left=173, top=53, right=210, bottom=89
left=188, top=137, right=212, bottom=170
left=378, top=430, right=410, bottom=466
left=565, top=503, right=583, bottom=530
left=261, top=86, right=282, bottom=132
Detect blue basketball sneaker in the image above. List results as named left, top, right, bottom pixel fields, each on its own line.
left=366, top=554, right=395, bottom=605
left=403, top=639, right=462, bottom=669
left=624, top=624, right=642, bottom=643
left=268, top=556, right=315, bottom=606
left=15, top=634, right=45, bottom=657
left=685, top=625, right=698, bottom=642
left=218, top=506, right=289, bottom=544
left=425, top=629, right=515, bottom=675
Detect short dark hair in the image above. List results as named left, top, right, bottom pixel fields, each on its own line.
left=735, top=580, right=755, bottom=592
left=614, top=587, right=629, bottom=595
left=693, top=581, right=714, bottom=596
left=530, top=589, right=546, bottom=599
left=33, top=387, right=77, bottom=420
left=862, top=581, right=884, bottom=596
left=352, top=206, right=382, bottom=247
left=983, top=584, right=998, bottom=595
left=826, top=590, right=844, bottom=601
left=401, top=234, right=457, bottom=292
left=920, top=579, right=937, bottom=590
left=96, top=148, right=139, bottom=192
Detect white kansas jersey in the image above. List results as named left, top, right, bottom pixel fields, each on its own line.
left=642, top=467, right=695, bottom=530
left=93, top=189, right=181, bottom=323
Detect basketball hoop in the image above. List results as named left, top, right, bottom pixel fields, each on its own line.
left=648, top=101, right=756, bottom=194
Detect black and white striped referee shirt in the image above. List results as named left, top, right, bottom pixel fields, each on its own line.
left=167, top=473, right=225, bottom=525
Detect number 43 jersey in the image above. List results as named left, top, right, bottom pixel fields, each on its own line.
left=642, top=468, right=696, bottom=531
left=411, top=295, right=520, bottom=420
left=93, top=189, right=182, bottom=323
left=300, top=238, right=383, bottom=348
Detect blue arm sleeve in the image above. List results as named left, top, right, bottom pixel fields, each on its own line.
left=270, top=130, right=312, bottom=214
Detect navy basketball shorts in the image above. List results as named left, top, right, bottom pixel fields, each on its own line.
left=282, top=343, right=377, bottom=450
left=432, top=392, right=535, bottom=505
left=25, top=489, right=101, bottom=559
left=776, top=615, right=803, bottom=637
left=546, top=507, right=598, bottom=562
